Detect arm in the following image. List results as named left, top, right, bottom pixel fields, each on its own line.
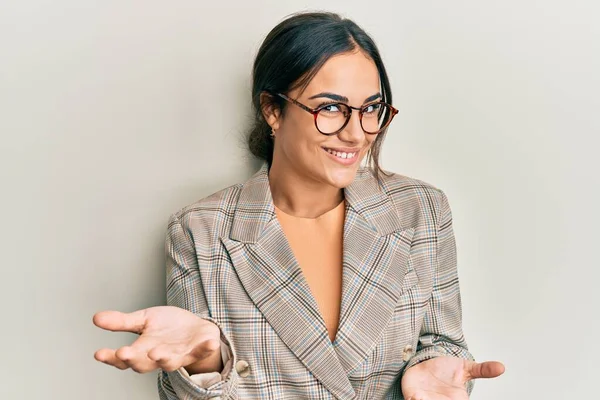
left=402, top=190, right=476, bottom=394
left=158, top=213, right=239, bottom=400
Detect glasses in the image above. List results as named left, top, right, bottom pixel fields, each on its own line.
left=274, top=92, right=398, bottom=136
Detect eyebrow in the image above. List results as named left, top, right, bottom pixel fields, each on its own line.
left=308, top=92, right=382, bottom=104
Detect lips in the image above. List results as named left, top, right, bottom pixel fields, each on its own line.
left=321, top=146, right=362, bottom=166
left=322, top=147, right=359, bottom=160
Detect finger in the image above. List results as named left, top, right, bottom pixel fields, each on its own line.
left=114, top=334, right=169, bottom=374
left=466, top=360, right=506, bottom=380
left=147, top=343, right=188, bottom=372
left=189, top=337, right=221, bottom=359
left=94, top=348, right=129, bottom=370
left=115, top=344, right=160, bottom=374
left=148, top=340, right=217, bottom=372
left=93, top=309, right=147, bottom=334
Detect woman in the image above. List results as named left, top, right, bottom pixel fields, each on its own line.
left=93, top=11, right=504, bottom=399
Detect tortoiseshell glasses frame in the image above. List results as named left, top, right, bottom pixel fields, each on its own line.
left=274, top=92, right=399, bottom=136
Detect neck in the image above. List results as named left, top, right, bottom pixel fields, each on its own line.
left=268, top=159, right=343, bottom=219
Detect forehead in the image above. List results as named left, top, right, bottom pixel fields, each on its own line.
left=300, top=50, right=380, bottom=100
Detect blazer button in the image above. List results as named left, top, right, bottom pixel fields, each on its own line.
left=235, top=360, right=251, bottom=377
left=402, top=344, right=414, bottom=362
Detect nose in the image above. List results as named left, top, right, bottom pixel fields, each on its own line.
left=337, top=110, right=365, bottom=144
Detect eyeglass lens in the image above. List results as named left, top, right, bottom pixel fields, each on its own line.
left=316, top=103, right=392, bottom=134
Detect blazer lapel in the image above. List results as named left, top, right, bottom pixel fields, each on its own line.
left=333, top=169, right=415, bottom=373
left=221, top=164, right=414, bottom=399
left=221, top=164, right=355, bottom=400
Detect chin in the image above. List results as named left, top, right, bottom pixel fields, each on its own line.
left=323, top=166, right=360, bottom=189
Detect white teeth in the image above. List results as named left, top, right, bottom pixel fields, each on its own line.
left=324, top=148, right=357, bottom=159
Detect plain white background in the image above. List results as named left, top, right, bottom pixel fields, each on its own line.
left=1, top=1, right=598, bottom=399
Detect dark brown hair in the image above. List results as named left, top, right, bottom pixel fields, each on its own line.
left=247, top=11, right=393, bottom=181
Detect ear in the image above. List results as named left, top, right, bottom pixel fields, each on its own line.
left=260, top=92, right=281, bottom=131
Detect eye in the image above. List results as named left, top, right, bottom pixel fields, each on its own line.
left=363, top=103, right=381, bottom=114
left=322, top=103, right=342, bottom=113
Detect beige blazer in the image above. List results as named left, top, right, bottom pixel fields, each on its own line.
left=157, top=163, right=475, bottom=399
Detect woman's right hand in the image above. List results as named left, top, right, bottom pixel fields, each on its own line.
left=93, top=306, right=223, bottom=374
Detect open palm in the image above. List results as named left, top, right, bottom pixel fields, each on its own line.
left=93, top=306, right=221, bottom=373
left=401, top=356, right=505, bottom=400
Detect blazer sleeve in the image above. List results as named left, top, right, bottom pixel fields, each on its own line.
left=402, top=190, right=476, bottom=395
left=157, top=213, right=239, bottom=400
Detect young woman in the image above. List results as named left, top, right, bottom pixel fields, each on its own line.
left=94, top=11, right=504, bottom=399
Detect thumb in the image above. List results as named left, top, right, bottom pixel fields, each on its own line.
left=93, top=309, right=147, bottom=334
left=465, top=360, right=506, bottom=380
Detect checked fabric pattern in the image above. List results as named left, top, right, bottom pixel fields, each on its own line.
left=157, top=163, right=475, bottom=400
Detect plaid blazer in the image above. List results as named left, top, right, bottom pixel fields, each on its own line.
left=157, top=163, right=475, bottom=400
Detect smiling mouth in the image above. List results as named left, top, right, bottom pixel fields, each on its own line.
left=322, top=147, right=359, bottom=160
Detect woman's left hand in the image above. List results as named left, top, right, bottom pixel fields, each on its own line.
left=401, top=356, right=505, bottom=400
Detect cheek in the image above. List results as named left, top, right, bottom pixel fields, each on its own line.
left=280, top=123, right=323, bottom=159
left=366, top=135, right=377, bottom=147
left=361, top=136, right=376, bottom=155
left=290, top=120, right=323, bottom=149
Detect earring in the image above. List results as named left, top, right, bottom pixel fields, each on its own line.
left=270, top=128, right=276, bottom=139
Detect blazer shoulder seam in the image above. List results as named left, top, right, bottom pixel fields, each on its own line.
left=171, top=183, right=243, bottom=227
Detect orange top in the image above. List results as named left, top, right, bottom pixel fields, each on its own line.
left=274, top=200, right=345, bottom=343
